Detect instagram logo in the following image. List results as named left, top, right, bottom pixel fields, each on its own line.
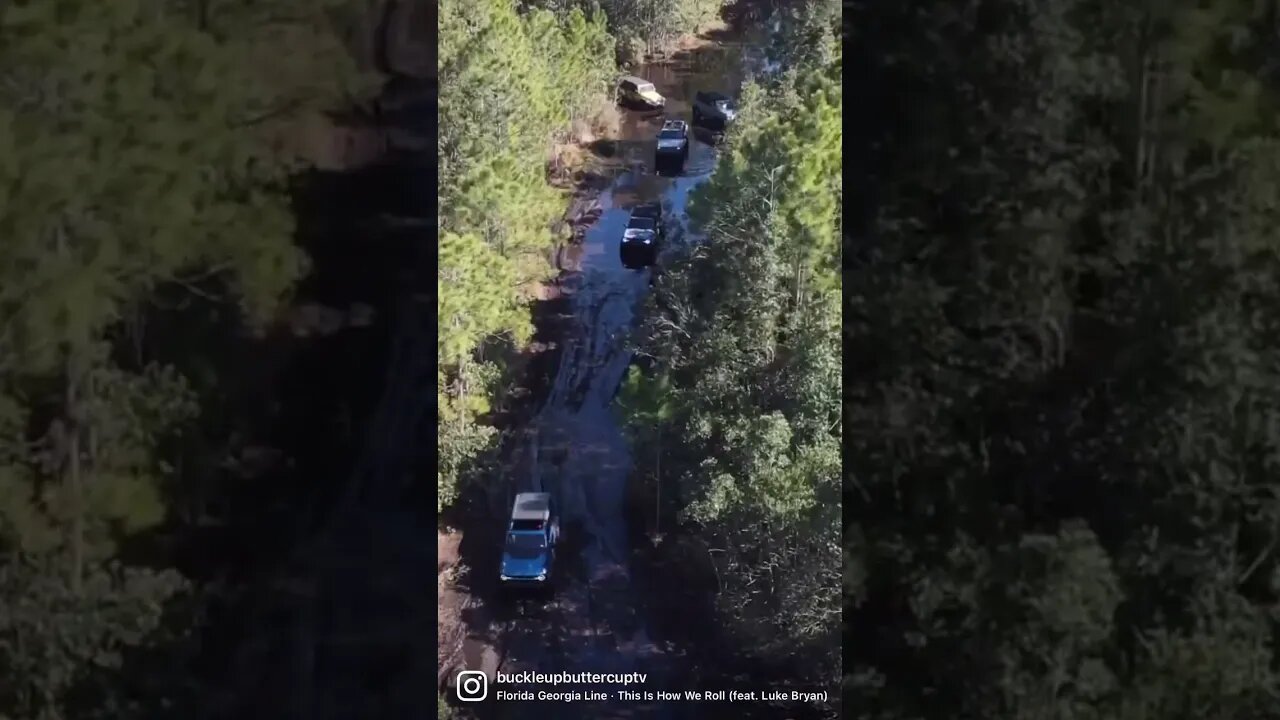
left=455, top=670, right=488, bottom=702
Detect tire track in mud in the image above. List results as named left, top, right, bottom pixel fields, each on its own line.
left=548, top=277, right=635, bottom=415
left=491, top=133, right=716, bottom=720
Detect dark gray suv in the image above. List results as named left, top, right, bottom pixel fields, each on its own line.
left=620, top=203, right=663, bottom=269
left=692, top=91, right=737, bottom=129
left=654, top=119, right=689, bottom=175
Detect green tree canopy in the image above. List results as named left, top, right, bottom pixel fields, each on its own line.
left=625, top=30, right=842, bottom=700
left=846, top=0, right=1280, bottom=716
left=0, top=0, right=367, bottom=716
left=437, top=0, right=618, bottom=513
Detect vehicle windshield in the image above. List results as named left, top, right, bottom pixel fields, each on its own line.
left=505, top=532, right=545, bottom=559
left=658, top=129, right=683, bottom=140
left=716, top=100, right=732, bottom=110
left=628, top=217, right=656, bottom=229
left=638, top=83, right=656, bottom=93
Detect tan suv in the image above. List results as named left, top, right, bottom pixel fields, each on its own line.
left=618, top=76, right=665, bottom=109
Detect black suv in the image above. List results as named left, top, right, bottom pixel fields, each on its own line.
left=654, top=119, right=689, bottom=175
left=692, top=91, right=737, bottom=130
left=620, top=203, right=663, bottom=269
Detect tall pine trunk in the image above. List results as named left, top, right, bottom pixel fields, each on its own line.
left=654, top=427, right=661, bottom=535
left=65, top=352, right=84, bottom=594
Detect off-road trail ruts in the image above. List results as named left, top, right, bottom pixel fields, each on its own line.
left=488, top=44, right=742, bottom=720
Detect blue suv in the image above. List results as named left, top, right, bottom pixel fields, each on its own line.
left=500, top=492, right=559, bottom=587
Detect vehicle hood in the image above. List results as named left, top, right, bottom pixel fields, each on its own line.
left=501, top=553, right=548, bottom=578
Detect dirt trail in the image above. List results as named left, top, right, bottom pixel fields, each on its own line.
left=443, top=25, right=761, bottom=720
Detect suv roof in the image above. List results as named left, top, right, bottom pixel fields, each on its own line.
left=631, top=203, right=661, bottom=218
left=620, top=75, right=653, bottom=87
left=511, top=492, right=551, bottom=521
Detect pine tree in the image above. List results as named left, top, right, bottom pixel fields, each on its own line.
left=437, top=0, right=618, bottom=510
left=626, top=32, right=843, bottom=698
left=845, top=0, right=1280, bottom=715
left=0, top=0, right=365, bottom=715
